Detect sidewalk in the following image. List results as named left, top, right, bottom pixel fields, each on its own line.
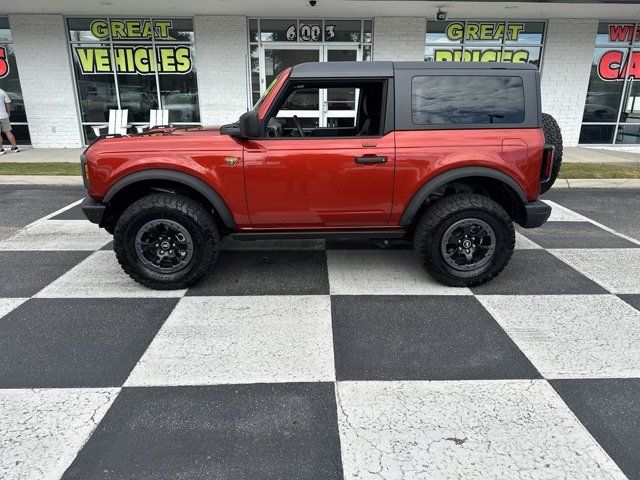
left=2, top=148, right=84, bottom=163
left=3, top=146, right=640, bottom=165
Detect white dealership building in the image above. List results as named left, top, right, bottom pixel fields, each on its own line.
left=1, top=0, right=640, bottom=150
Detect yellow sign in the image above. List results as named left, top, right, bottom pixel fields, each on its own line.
left=445, top=22, right=524, bottom=42
left=74, top=46, right=191, bottom=74
left=90, top=19, right=173, bottom=40
left=434, top=49, right=530, bottom=63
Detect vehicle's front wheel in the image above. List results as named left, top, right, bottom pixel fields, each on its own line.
left=113, top=193, right=220, bottom=289
left=413, top=193, right=515, bottom=287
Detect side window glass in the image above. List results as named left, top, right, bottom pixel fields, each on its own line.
left=411, top=75, right=525, bottom=125
left=268, top=82, right=383, bottom=138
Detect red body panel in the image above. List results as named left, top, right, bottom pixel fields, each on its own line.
left=85, top=73, right=546, bottom=231
left=390, top=128, right=544, bottom=223
left=243, top=134, right=395, bottom=227
left=86, top=129, right=251, bottom=226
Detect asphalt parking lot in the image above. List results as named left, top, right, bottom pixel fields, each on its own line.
left=0, top=185, right=639, bottom=480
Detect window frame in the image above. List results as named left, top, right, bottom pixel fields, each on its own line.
left=0, top=17, right=30, bottom=145
left=424, top=19, right=547, bottom=73
left=65, top=16, right=201, bottom=144
left=579, top=21, right=640, bottom=146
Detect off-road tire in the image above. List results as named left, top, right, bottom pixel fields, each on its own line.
left=113, top=193, right=220, bottom=289
left=414, top=193, right=515, bottom=287
left=540, top=112, right=563, bottom=194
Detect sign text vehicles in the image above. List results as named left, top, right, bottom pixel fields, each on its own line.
left=74, top=45, right=191, bottom=75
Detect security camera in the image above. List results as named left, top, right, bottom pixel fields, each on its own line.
left=309, top=0, right=317, bottom=6
left=436, top=9, right=448, bottom=21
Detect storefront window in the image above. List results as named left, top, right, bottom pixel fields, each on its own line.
left=0, top=17, right=31, bottom=145
left=67, top=17, right=200, bottom=144
left=425, top=20, right=545, bottom=68
left=248, top=18, right=373, bottom=108
left=580, top=22, right=640, bottom=144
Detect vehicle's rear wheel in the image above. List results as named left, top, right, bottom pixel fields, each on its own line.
left=113, top=193, right=219, bottom=289
left=540, top=112, right=563, bottom=194
left=414, top=193, right=515, bottom=287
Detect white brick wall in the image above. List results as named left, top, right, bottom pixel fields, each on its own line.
left=9, top=14, right=82, bottom=148
left=374, top=17, right=425, bottom=61
left=194, top=16, right=248, bottom=126
left=540, top=19, right=598, bottom=147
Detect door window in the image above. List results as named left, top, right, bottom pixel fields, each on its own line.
left=266, top=80, right=385, bottom=138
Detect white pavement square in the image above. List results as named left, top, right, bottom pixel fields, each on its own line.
left=543, top=200, right=591, bottom=222
left=514, top=231, right=542, bottom=249
left=126, top=295, right=336, bottom=386
left=0, top=298, right=27, bottom=319
left=0, top=220, right=112, bottom=251
left=0, top=388, right=119, bottom=480
left=550, top=248, right=640, bottom=294
left=327, top=250, right=472, bottom=295
left=35, top=251, right=186, bottom=298
left=336, top=380, right=626, bottom=480
left=478, top=295, right=640, bottom=379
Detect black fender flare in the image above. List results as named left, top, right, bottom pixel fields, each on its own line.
left=103, top=169, right=236, bottom=230
left=400, top=167, right=528, bottom=226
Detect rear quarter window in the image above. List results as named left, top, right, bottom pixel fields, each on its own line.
left=411, top=75, right=525, bottom=125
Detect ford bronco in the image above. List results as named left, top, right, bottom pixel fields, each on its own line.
left=80, top=61, right=562, bottom=289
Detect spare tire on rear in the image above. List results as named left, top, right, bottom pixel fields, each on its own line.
left=540, top=113, right=563, bottom=194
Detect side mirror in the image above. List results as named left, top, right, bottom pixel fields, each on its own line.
left=239, top=110, right=261, bottom=138
left=221, top=111, right=260, bottom=139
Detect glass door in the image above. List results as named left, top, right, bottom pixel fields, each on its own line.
left=322, top=46, right=361, bottom=128
left=262, top=45, right=321, bottom=129
left=260, top=44, right=362, bottom=129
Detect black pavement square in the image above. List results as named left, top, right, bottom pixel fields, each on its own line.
left=517, top=222, right=638, bottom=249
left=0, top=251, right=90, bottom=297
left=551, top=379, right=640, bottom=480
left=331, top=295, right=540, bottom=381
left=619, top=294, right=640, bottom=312
left=187, top=250, right=329, bottom=296
left=471, top=250, right=607, bottom=295
left=0, top=298, right=178, bottom=388
left=50, top=204, right=87, bottom=220
left=62, top=383, right=344, bottom=480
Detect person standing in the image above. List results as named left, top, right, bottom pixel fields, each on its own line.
left=0, top=88, right=20, bottom=155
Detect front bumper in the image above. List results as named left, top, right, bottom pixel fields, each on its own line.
left=81, top=196, right=106, bottom=224
left=519, top=200, right=552, bottom=229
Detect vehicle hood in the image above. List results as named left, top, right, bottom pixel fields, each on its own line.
left=86, top=125, right=239, bottom=155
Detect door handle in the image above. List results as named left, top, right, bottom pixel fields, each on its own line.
left=355, top=156, right=387, bottom=164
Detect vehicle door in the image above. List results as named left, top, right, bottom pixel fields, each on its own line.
left=243, top=80, right=395, bottom=228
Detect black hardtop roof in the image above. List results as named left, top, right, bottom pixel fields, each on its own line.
left=290, top=61, right=537, bottom=78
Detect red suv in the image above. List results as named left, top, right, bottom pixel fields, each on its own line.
left=81, top=61, right=562, bottom=289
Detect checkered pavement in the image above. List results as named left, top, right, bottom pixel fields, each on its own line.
left=1, top=197, right=639, bottom=480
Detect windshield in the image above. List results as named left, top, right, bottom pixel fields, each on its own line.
left=252, top=73, right=282, bottom=112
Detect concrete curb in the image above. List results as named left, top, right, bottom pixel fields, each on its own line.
left=553, top=178, right=640, bottom=189
left=0, top=175, right=83, bottom=185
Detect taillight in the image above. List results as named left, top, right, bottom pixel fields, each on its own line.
left=540, top=145, right=555, bottom=183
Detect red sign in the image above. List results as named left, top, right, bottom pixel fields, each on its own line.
left=597, top=24, right=640, bottom=80
left=0, top=47, right=8, bottom=79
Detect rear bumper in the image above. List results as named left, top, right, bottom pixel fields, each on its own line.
left=81, top=196, right=106, bottom=224
left=519, top=200, right=551, bottom=229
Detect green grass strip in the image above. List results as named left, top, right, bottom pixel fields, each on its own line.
left=0, top=162, right=81, bottom=176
